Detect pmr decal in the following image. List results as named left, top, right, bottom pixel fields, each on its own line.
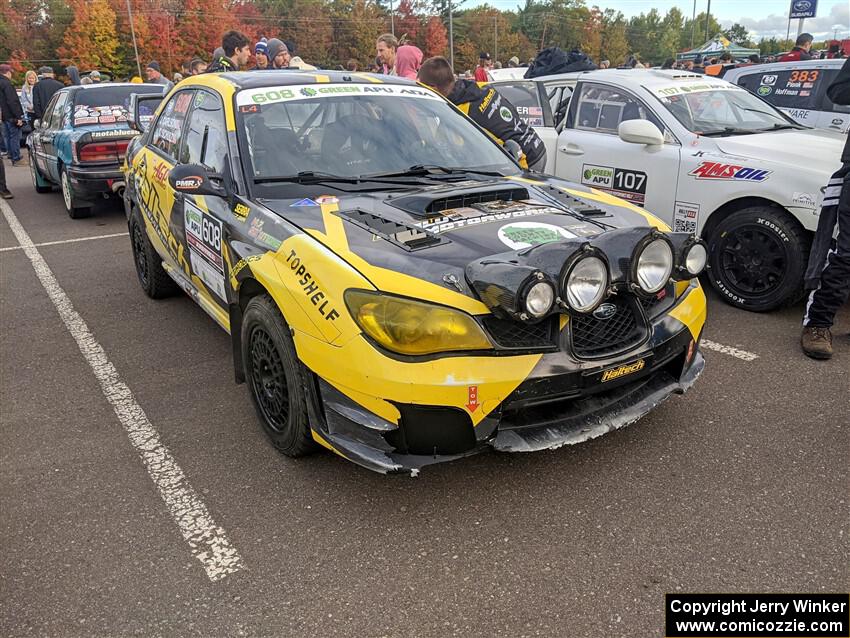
left=689, top=162, right=771, bottom=182
left=175, top=176, right=204, bottom=190
left=497, top=222, right=574, bottom=250
left=600, top=359, right=645, bottom=383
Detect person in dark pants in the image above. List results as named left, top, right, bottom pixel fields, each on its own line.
left=0, top=158, right=12, bottom=198
left=801, top=57, right=850, bottom=360
left=0, top=64, right=24, bottom=165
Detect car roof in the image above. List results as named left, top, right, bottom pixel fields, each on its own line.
left=496, top=68, right=715, bottom=88
left=723, top=58, right=845, bottom=81
left=209, top=70, right=418, bottom=90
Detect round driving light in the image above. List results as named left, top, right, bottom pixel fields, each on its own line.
left=524, top=281, right=555, bottom=317
left=684, top=242, right=707, bottom=275
left=565, top=256, right=608, bottom=312
left=636, top=238, right=673, bottom=293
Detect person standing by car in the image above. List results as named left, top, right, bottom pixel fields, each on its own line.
left=19, top=70, right=36, bottom=122
left=779, top=33, right=814, bottom=62
left=474, top=52, right=491, bottom=82
left=253, top=39, right=269, bottom=70
left=419, top=56, right=547, bottom=171
left=266, top=38, right=290, bottom=69
left=145, top=61, right=173, bottom=91
left=0, top=64, right=24, bottom=166
left=376, top=34, right=398, bottom=74
left=0, top=157, right=12, bottom=198
left=31, top=66, right=62, bottom=122
left=394, top=45, right=423, bottom=80
left=206, top=31, right=252, bottom=73
left=801, top=57, right=850, bottom=360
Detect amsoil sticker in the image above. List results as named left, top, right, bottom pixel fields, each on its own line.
left=673, top=201, right=699, bottom=233
left=497, top=222, right=575, bottom=250
left=184, top=202, right=226, bottom=300
left=689, top=161, right=771, bottom=182
left=581, top=165, right=647, bottom=206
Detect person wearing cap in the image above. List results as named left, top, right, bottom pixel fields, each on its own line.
left=507, top=56, right=520, bottom=68
left=32, top=66, right=63, bottom=121
left=207, top=30, right=251, bottom=73
left=376, top=33, right=398, bottom=74
left=253, top=38, right=269, bottom=70
left=145, top=61, right=174, bottom=91
left=474, top=52, right=491, bottom=82
left=266, top=38, right=291, bottom=69
left=779, top=33, right=814, bottom=62
left=0, top=63, right=24, bottom=165
left=88, top=70, right=102, bottom=83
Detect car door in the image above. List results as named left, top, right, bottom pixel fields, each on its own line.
left=42, top=91, right=69, bottom=182
left=491, top=80, right=558, bottom=173
left=137, top=88, right=195, bottom=276
left=31, top=93, right=56, bottom=178
left=557, top=81, right=681, bottom=216
left=176, top=89, right=232, bottom=308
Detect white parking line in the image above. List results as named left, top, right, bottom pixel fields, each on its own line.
left=701, top=339, right=759, bottom=362
left=0, top=200, right=242, bottom=582
left=0, top=232, right=128, bottom=253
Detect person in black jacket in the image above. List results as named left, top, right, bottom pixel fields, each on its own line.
left=206, top=30, right=251, bottom=73
left=32, top=66, right=63, bottom=121
left=0, top=64, right=24, bottom=164
left=418, top=56, right=547, bottom=171
left=801, top=56, right=850, bottom=360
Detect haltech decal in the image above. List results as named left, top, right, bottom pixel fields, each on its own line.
left=600, top=359, right=645, bottom=383
left=689, top=162, right=771, bottom=182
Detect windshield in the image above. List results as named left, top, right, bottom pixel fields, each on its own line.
left=72, top=85, right=163, bottom=127
left=653, top=84, right=791, bottom=135
left=235, top=83, right=520, bottom=181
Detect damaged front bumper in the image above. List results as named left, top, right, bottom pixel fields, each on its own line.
left=306, top=330, right=705, bottom=475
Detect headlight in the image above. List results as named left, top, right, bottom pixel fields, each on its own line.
left=344, top=290, right=492, bottom=355
left=682, top=240, right=707, bottom=276
left=522, top=279, right=555, bottom=318
left=563, top=256, right=608, bottom=312
left=635, top=237, right=673, bottom=293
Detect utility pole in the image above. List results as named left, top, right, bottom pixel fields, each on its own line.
left=796, top=18, right=805, bottom=38
left=494, top=16, right=498, bottom=62
left=448, top=0, right=454, bottom=70
left=390, top=0, right=394, bottom=36
left=126, top=0, right=142, bottom=79
left=704, top=0, right=711, bottom=43
left=690, top=0, right=697, bottom=47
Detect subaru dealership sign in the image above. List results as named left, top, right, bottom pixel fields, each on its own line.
left=789, top=0, right=817, bottom=19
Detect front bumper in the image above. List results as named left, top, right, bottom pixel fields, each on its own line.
left=67, top=164, right=125, bottom=200
left=304, top=285, right=707, bottom=475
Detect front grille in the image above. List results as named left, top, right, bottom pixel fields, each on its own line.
left=637, top=285, right=675, bottom=319
left=482, top=316, right=556, bottom=349
left=569, top=297, right=647, bottom=359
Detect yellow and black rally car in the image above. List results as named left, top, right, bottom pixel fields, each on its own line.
left=123, top=70, right=708, bottom=474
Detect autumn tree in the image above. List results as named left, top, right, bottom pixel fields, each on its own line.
left=422, top=16, right=447, bottom=58
left=395, top=0, right=422, bottom=44
left=59, top=0, right=121, bottom=71
left=600, top=9, right=628, bottom=65
left=580, top=6, right=603, bottom=62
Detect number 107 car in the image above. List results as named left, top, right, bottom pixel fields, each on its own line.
left=123, top=71, right=707, bottom=474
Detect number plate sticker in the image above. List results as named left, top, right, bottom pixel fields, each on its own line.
left=184, top=201, right=226, bottom=300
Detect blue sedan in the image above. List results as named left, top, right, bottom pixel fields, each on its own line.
left=28, top=83, right=164, bottom=218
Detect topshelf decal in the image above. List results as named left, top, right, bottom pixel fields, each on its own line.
left=236, top=83, right=442, bottom=106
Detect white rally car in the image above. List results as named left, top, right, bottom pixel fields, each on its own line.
left=491, top=69, right=845, bottom=311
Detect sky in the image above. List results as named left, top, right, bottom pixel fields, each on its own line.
left=478, top=0, right=850, bottom=40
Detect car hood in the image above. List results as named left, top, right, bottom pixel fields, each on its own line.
left=713, top=129, right=845, bottom=175
left=260, top=176, right=661, bottom=301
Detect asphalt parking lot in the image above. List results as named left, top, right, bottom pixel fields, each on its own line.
left=1, top=160, right=848, bottom=637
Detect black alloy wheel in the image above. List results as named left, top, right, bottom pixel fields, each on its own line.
left=248, top=326, right=291, bottom=433
left=129, top=211, right=177, bottom=299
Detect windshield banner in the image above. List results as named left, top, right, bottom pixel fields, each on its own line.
left=236, top=83, right=442, bottom=107
left=654, top=83, right=742, bottom=98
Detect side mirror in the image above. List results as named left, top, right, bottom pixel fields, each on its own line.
left=618, top=119, right=664, bottom=146
left=168, top=164, right=228, bottom=198
left=128, top=92, right=165, bottom=133
left=503, top=139, right=523, bottom=161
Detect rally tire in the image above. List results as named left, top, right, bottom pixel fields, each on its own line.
left=60, top=166, right=91, bottom=219
left=29, top=153, right=50, bottom=193
left=129, top=210, right=177, bottom=299
left=242, top=295, right=317, bottom=457
left=706, top=206, right=808, bottom=312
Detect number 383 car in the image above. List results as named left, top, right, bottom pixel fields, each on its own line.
left=123, top=71, right=708, bottom=474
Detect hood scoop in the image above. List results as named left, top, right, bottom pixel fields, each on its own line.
left=388, top=183, right=530, bottom=217
left=337, top=208, right=448, bottom=252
